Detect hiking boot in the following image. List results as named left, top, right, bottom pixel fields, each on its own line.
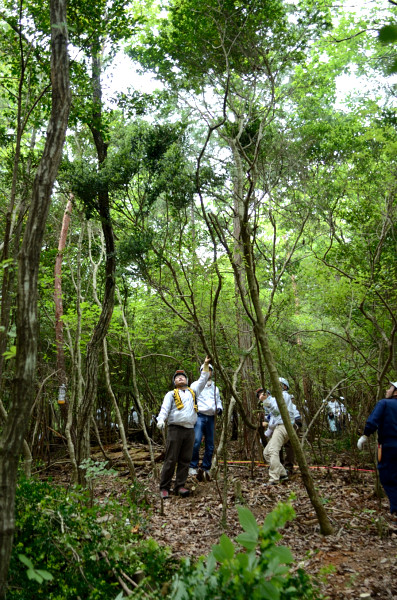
left=188, top=468, right=198, bottom=476
left=160, top=489, right=169, bottom=499
left=280, top=474, right=289, bottom=482
left=177, top=487, right=190, bottom=498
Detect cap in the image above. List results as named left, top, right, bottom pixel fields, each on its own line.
left=173, top=370, right=188, bottom=384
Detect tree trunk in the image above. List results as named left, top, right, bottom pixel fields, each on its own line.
left=116, top=288, right=157, bottom=475
left=103, top=339, right=136, bottom=478
left=64, top=220, right=86, bottom=483
left=239, top=218, right=334, bottom=536
left=0, top=1, right=71, bottom=593
left=231, top=142, right=256, bottom=455
left=54, top=196, right=73, bottom=423
left=75, top=48, right=116, bottom=479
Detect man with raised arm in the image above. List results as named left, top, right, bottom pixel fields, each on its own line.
left=156, top=356, right=211, bottom=499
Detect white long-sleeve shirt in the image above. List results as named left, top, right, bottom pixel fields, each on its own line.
left=157, top=369, right=210, bottom=428
left=326, top=399, right=346, bottom=417
left=196, top=381, right=222, bottom=415
left=263, top=391, right=295, bottom=427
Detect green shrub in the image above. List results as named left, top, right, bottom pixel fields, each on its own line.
left=169, top=501, right=322, bottom=600
left=8, top=477, right=175, bottom=599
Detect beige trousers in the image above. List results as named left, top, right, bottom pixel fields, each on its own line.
left=263, top=424, right=289, bottom=482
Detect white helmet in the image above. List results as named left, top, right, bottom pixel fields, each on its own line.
left=279, top=377, right=289, bottom=389
left=200, top=363, right=214, bottom=371
left=390, top=381, right=397, bottom=388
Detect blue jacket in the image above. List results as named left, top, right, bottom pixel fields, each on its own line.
left=364, top=398, right=397, bottom=446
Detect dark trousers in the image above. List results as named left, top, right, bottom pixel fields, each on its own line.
left=190, top=413, right=215, bottom=471
left=280, top=440, right=295, bottom=470
left=378, top=444, right=397, bottom=514
left=160, top=424, right=195, bottom=492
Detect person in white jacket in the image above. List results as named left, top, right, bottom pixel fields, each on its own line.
left=259, top=377, right=296, bottom=485
left=189, top=363, right=222, bottom=480
left=326, top=397, right=348, bottom=433
left=156, top=356, right=211, bottom=498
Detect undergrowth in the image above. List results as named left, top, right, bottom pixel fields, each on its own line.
left=170, top=500, right=323, bottom=600
left=8, top=476, right=174, bottom=599
left=8, top=477, right=322, bottom=600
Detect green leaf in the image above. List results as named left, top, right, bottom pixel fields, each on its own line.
left=237, top=505, right=259, bottom=537
left=18, top=554, right=34, bottom=569
left=235, top=532, right=258, bottom=551
left=204, top=552, right=217, bottom=576
left=26, top=569, right=42, bottom=582
left=3, top=345, right=16, bottom=360
left=236, top=552, right=250, bottom=568
left=270, top=545, right=294, bottom=565
left=379, top=25, right=397, bottom=44
left=258, top=580, right=281, bottom=600
left=387, top=57, right=397, bottom=74
left=212, top=534, right=235, bottom=561
left=36, top=569, right=54, bottom=581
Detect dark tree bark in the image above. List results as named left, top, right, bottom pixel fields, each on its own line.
left=0, top=1, right=71, bottom=594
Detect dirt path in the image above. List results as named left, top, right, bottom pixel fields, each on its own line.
left=142, top=464, right=397, bottom=599
left=49, top=442, right=397, bottom=599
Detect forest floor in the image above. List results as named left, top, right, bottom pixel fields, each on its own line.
left=47, top=439, right=397, bottom=600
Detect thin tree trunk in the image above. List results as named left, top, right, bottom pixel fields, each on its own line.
left=83, top=231, right=135, bottom=478
left=64, top=220, right=85, bottom=483
left=75, top=48, right=116, bottom=480
left=231, top=143, right=255, bottom=454
left=54, top=196, right=73, bottom=423
left=103, top=339, right=136, bottom=478
left=116, top=288, right=157, bottom=475
left=239, top=218, right=334, bottom=536
left=0, top=1, right=70, bottom=593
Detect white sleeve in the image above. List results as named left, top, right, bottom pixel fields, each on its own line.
left=268, top=397, right=279, bottom=416
left=216, top=386, right=222, bottom=409
left=157, top=391, right=174, bottom=422
left=191, top=370, right=210, bottom=397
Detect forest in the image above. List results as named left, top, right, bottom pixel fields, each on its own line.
left=0, top=0, right=397, bottom=598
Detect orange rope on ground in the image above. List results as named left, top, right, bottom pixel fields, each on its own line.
left=218, top=460, right=375, bottom=473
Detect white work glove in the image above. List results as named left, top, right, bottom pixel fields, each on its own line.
left=156, top=418, right=165, bottom=430
left=357, top=435, right=368, bottom=450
